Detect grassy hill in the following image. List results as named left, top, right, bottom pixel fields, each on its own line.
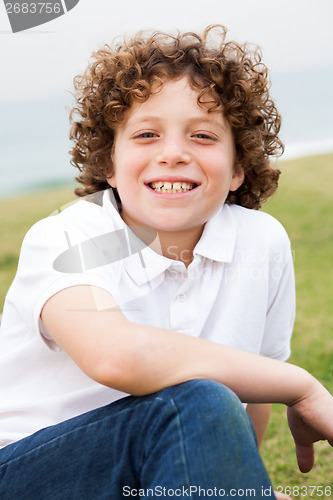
left=261, top=153, right=333, bottom=489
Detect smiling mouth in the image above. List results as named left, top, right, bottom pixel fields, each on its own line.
left=148, top=181, right=197, bottom=193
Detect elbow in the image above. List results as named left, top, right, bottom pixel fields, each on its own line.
left=90, top=328, right=155, bottom=396
left=93, top=355, right=144, bottom=395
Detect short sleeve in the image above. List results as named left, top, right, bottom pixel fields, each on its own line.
left=6, top=213, right=119, bottom=349
left=260, top=237, right=296, bottom=361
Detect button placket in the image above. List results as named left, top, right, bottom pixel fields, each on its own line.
left=177, top=293, right=186, bottom=302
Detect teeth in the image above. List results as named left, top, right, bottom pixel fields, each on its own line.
left=150, top=181, right=195, bottom=193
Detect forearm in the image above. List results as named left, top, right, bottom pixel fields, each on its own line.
left=104, top=319, right=315, bottom=404
left=42, top=285, right=316, bottom=406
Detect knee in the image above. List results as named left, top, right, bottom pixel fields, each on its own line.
left=153, top=379, right=256, bottom=447
left=181, top=378, right=240, bottom=404
left=163, top=378, right=240, bottom=405
left=158, top=379, right=248, bottom=426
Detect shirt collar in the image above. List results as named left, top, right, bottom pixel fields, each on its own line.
left=103, top=190, right=236, bottom=286
left=193, top=204, right=236, bottom=263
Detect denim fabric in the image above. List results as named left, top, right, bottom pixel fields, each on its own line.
left=0, top=380, right=275, bottom=499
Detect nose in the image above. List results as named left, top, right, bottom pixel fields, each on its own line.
left=156, top=136, right=191, bottom=167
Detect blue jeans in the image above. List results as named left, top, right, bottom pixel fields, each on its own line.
left=0, top=380, right=275, bottom=499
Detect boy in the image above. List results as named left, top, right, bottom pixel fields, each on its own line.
left=0, top=25, right=332, bottom=499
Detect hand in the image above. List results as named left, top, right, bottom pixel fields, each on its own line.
left=287, top=379, right=333, bottom=473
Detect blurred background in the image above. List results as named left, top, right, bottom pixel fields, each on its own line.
left=0, top=0, right=333, bottom=198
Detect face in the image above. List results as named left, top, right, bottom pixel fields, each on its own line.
left=108, top=77, right=244, bottom=239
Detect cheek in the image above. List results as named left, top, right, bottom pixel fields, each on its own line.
left=205, top=158, right=234, bottom=185
left=109, top=167, right=139, bottom=199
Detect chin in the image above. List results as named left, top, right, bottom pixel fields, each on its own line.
left=151, top=220, right=200, bottom=233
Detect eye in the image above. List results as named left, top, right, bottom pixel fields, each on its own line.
left=192, top=132, right=217, bottom=142
left=134, top=132, right=158, bottom=140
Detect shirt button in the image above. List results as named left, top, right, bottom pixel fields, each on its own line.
left=177, top=293, right=186, bottom=302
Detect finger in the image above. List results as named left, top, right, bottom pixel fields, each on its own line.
left=295, top=442, right=314, bottom=473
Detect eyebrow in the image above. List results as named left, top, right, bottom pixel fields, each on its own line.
left=127, top=115, right=227, bottom=131
left=189, top=117, right=227, bottom=131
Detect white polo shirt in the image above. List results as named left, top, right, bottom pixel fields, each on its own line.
left=0, top=189, right=295, bottom=448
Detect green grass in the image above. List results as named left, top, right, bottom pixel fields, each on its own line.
left=0, top=184, right=76, bottom=304
left=0, top=154, right=332, bottom=491
left=261, top=153, right=333, bottom=491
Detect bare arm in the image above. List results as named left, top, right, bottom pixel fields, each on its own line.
left=246, top=404, right=272, bottom=448
left=41, top=285, right=333, bottom=472
left=41, top=285, right=309, bottom=402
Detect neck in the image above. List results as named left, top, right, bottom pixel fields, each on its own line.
left=155, top=226, right=204, bottom=267
left=119, top=210, right=205, bottom=268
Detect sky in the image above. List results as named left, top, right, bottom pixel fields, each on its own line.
left=1, top=0, right=333, bottom=101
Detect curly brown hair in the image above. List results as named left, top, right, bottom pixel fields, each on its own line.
left=70, top=25, right=283, bottom=209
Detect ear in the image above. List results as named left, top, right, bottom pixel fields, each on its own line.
left=230, top=163, right=245, bottom=192
left=106, top=145, right=117, bottom=188
left=106, top=173, right=117, bottom=189
left=105, top=160, right=116, bottom=188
